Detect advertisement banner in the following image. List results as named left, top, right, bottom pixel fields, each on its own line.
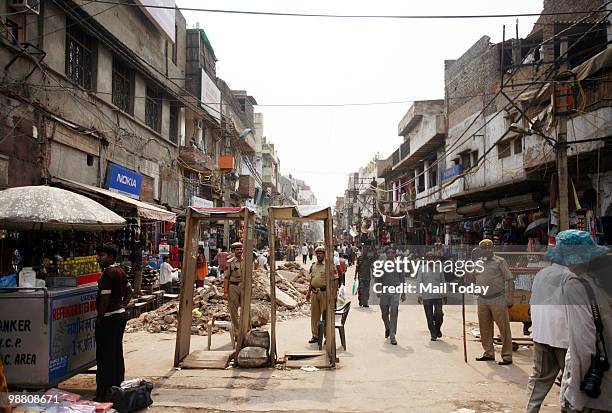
left=105, top=163, right=143, bottom=199
left=48, top=288, right=98, bottom=383
left=201, top=69, right=221, bottom=123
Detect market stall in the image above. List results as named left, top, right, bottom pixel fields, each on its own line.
left=0, top=186, right=126, bottom=388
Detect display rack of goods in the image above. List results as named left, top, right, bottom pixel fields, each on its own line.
left=48, top=256, right=101, bottom=286
left=142, top=266, right=159, bottom=287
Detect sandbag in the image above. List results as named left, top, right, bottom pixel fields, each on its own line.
left=236, top=346, right=268, bottom=368
left=243, top=329, right=270, bottom=350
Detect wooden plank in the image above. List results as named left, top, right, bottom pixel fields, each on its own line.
left=323, top=209, right=336, bottom=367
left=237, top=209, right=254, bottom=353
left=284, top=352, right=329, bottom=369
left=182, top=350, right=234, bottom=369
left=268, top=208, right=278, bottom=364
left=174, top=209, right=199, bottom=367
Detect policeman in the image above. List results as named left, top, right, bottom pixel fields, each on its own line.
left=306, top=246, right=336, bottom=344
left=470, top=238, right=515, bottom=365
left=223, top=241, right=244, bottom=339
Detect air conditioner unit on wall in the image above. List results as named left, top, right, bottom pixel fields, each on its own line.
left=9, top=0, right=40, bottom=14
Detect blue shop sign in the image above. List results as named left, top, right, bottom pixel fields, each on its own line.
left=442, top=164, right=464, bottom=181
left=105, top=163, right=142, bottom=198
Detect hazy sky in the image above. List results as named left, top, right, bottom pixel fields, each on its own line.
left=177, top=0, right=542, bottom=206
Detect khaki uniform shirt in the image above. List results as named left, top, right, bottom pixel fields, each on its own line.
left=475, top=255, right=514, bottom=301
left=227, top=257, right=243, bottom=283
left=309, top=261, right=327, bottom=289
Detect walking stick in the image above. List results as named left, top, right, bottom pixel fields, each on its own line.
left=462, top=291, right=468, bottom=363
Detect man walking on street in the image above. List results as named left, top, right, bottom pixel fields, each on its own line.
left=301, top=242, right=309, bottom=265
left=355, top=244, right=376, bottom=307
left=95, top=244, right=132, bottom=401
left=469, top=239, right=515, bottom=365
left=377, top=247, right=406, bottom=345
left=525, top=243, right=572, bottom=413
left=416, top=251, right=446, bottom=341
left=557, top=230, right=611, bottom=413
left=224, top=242, right=244, bottom=340
left=306, top=246, right=337, bottom=344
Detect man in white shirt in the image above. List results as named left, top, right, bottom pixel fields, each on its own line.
left=526, top=262, right=572, bottom=413
left=416, top=251, right=447, bottom=341
left=553, top=230, right=611, bottom=413
left=301, top=243, right=309, bottom=265
left=159, top=255, right=175, bottom=294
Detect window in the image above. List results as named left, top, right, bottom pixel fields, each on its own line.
left=145, top=85, right=162, bottom=132
left=171, top=25, right=178, bottom=64
left=513, top=137, right=522, bottom=154
left=112, top=56, right=134, bottom=114
left=471, top=150, right=479, bottom=166
left=169, top=102, right=179, bottom=144
left=5, top=16, right=24, bottom=45
left=460, top=151, right=472, bottom=169
left=65, top=20, right=95, bottom=90
left=497, top=140, right=511, bottom=159
left=86, top=154, right=94, bottom=166
left=429, top=164, right=438, bottom=187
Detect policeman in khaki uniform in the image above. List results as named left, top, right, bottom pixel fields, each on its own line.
left=306, top=246, right=337, bottom=344
left=469, top=238, right=515, bottom=365
left=223, top=242, right=244, bottom=339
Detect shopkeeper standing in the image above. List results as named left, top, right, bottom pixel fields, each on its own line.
left=95, top=244, right=133, bottom=402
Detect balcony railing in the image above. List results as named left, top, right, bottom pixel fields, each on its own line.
left=399, top=140, right=410, bottom=160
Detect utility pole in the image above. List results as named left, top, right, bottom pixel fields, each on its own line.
left=556, top=38, right=570, bottom=230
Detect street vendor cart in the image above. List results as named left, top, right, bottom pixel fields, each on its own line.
left=0, top=185, right=126, bottom=388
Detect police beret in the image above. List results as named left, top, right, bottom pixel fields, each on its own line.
left=231, top=242, right=243, bottom=249
left=315, top=246, right=325, bottom=253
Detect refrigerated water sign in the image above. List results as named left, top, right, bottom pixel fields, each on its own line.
left=105, top=163, right=142, bottom=199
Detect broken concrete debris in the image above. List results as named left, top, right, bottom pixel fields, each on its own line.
left=126, top=262, right=312, bottom=335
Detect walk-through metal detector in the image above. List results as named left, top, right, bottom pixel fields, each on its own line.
left=267, top=205, right=337, bottom=368
left=174, top=206, right=256, bottom=368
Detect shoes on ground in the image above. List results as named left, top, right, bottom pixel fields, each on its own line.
left=308, top=336, right=318, bottom=344
left=430, top=336, right=437, bottom=341
left=385, top=328, right=390, bottom=338
left=363, top=304, right=369, bottom=308
left=437, top=330, right=443, bottom=338
left=498, top=359, right=513, bottom=365
left=390, top=337, right=397, bottom=345
left=475, top=355, right=495, bottom=361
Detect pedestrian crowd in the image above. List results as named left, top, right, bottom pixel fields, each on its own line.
left=83, top=230, right=610, bottom=412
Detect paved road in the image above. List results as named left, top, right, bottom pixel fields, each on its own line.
left=62, top=263, right=560, bottom=412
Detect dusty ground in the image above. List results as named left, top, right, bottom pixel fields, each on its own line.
left=61, top=261, right=561, bottom=412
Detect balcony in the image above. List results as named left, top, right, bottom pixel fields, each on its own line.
left=179, top=147, right=215, bottom=172
left=392, top=114, right=445, bottom=172
left=262, top=167, right=277, bottom=192
left=238, top=175, right=255, bottom=198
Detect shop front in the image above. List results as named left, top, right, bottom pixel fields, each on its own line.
left=0, top=185, right=126, bottom=388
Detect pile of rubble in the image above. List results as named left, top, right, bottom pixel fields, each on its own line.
left=126, top=262, right=312, bottom=335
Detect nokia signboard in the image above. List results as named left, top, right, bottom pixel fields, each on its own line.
left=105, top=163, right=142, bottom=199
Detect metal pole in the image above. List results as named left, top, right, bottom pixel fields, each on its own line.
left=557, top=38, right=570, bottom=230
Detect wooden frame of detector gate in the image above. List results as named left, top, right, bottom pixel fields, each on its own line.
left=174, top=206, right=256, bottom=367
left=267, top=206, right=336, bottom=368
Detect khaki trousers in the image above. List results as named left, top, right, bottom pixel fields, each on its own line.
left=526, top=341, right=567, bottom=413
left=477, top=302, right=513, bottom=360
left=310, top=290, right=327, bottom=338
left=228, top=284, right=241, bottom=338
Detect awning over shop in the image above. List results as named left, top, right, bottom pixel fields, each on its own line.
left=269, top=205, right=330, bottom=220
left=190, top=206, right=254, bottom=220
left=56, top=178, right=176, bottom=222
left=572, top=48, right=612, bottom=81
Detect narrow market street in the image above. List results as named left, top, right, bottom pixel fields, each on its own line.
left=61, top=263, right=559, bottom=413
